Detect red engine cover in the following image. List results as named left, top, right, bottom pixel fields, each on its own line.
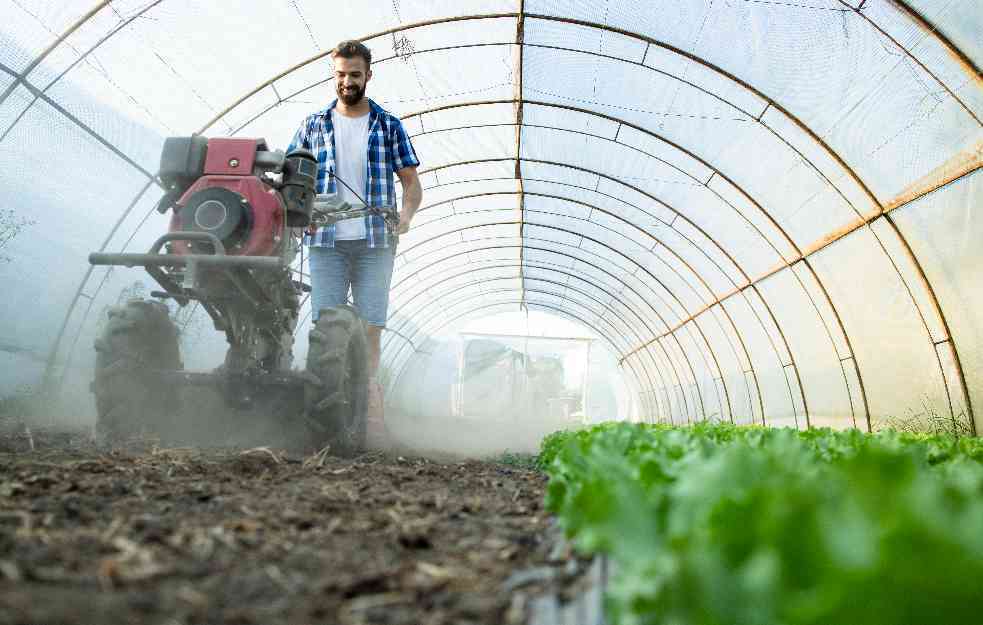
left=169, top=176, right=283, bottom=257
left=203, top=137, right=262, bottom=176
left=169, top=138, right=283, bottom=257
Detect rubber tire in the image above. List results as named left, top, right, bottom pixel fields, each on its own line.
left=305, top=305, right=369, bottom=456
left=93, top=299, right=182, bottom=442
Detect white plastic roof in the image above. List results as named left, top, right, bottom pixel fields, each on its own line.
left=0, top=0, right=979, bottom=431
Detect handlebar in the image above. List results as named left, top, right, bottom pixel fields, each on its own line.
left=310, top=194, right=399, bottom=232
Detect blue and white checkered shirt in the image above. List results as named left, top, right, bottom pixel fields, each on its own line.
left=288, top=98, right=420, bottom=248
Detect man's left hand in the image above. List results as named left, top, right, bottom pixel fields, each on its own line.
left=395, top=166, right=421, bottom=238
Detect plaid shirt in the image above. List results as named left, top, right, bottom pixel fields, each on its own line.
left=288, top=98, right=420, bottom=248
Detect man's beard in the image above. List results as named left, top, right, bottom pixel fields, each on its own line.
left=337, top=83, right=365, bottom=106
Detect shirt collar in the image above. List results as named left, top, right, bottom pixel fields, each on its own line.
left=319, top=98, right=382, bottom=125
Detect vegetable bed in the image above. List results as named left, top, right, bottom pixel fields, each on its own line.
left=540, top=423, right=983, bottom=625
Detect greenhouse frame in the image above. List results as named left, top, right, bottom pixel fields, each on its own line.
left=0, top=0, right=980, bottom=433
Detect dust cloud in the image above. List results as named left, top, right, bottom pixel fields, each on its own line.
left=381, top=413, right=565, bottom=460
left=5, top=333, right=592, bottom=461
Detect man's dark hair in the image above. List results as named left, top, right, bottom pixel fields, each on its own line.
left=332, top=40, right=372, bottom=68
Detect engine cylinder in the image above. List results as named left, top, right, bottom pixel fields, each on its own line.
left=169, top=175, right=283, bottom=257
left=177, top=187, right=253, bottom=251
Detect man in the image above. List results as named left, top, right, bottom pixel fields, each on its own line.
left=288, top=40, right=422, bottom=417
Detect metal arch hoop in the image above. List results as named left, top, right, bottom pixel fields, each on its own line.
left=0, top=1, right=110, bottom=107
left=199, top=11, right=980, bottom=137
left=0, top=1, right=166, bottom=145
left=390, top=220, right=720, bottom=422
left=838, top=0, right=981, bottom=126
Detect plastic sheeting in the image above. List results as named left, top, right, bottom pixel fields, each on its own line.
left=0, top=0, right=979, bottom=431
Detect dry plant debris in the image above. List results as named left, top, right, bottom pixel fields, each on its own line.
left=0, top=425, right=585, bottom=625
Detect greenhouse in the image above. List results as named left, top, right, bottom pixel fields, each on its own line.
left=0, top=1, right=980, bottom=624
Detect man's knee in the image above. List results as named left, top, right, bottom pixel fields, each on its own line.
left=308, top=246, right=352, bottom=319
left=365, top=324, right=383, bottom=345
left=350, top=246, right=395, bottom=326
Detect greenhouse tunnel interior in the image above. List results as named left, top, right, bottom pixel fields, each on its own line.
left=0, top=0, right=980, bottom=441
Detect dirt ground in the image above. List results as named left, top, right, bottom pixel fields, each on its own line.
left=0, top=421, right=584, bottom=625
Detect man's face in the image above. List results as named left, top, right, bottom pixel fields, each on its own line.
left=333, top=56, right=370, bottom=106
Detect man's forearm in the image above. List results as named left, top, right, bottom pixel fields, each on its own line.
left=400, top=176, right=422, bottom=223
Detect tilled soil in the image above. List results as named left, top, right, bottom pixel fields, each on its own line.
left=0, top=425, right=579, bottom=625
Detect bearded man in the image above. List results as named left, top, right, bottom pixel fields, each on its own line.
left=288, top=40, right=422, bottom=420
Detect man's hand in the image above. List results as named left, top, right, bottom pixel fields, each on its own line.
left=395, top=166, right=421, bottom=236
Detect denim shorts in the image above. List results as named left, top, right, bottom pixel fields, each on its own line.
left=307, top=240, right=396, bottom=327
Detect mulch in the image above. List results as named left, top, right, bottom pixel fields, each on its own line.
left=0, top=423, right=587, bottom=625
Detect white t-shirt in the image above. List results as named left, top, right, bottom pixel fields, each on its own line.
left=331, top=109, right=371, bottom=240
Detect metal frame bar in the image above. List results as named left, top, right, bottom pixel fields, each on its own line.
left=40, top=179, right=156, bottom=390
left=515, top=0, right=527, bottom=311
left=315, top=36, right=975, bottom=433
left=391, top=264, right=649, bottom=353
left=0, top=0, right=166, bottom=144
left=406, top=157, right=807, bottom=423
left=393, top=219, right=717, bottom=421
left=413, top=151, right=741, bottom=290
left=839, top=0, right=981, bottom=126
left=195, top=13, right=523, bottom=135
left=405, top=99, right=874, bottom=428
left=888, top=0, right=982, bottom=82
left=396, top=284, right=640, bottom=370
left=0, top=0, right=109, bottom=107
left=416, top=192, right=717, bottom=310
left=0, top=61, right=156, bottom=179
left=394, top=269, right=646, bottom=348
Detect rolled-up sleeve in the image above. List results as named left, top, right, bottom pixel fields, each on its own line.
left=390, top=118, right=420, bottom=172
left=288, top=116, right=312, bottom=152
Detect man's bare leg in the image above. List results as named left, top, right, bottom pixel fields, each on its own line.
left=366, top=324, right=383, bottom=379
left=364, top=324, right=388, bottom=447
